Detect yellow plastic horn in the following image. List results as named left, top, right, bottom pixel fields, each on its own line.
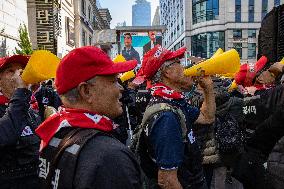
left=113, top=54, right=136, bottom=82
left=113, top=54, right=126, bottom=63
left=280, top=57, right=284, bottom=64
left=21, top=50, right=60, bottom=84
left=211, top=49, right=236, bottom=78
left=228, top=80, right=238, bottom=92
left=184, top=49, right=240, bottom=76
left=220, top=73, right=236, bottom=79
left=120, top=71, right=136, bottom=82
left=211, top=48, right=224, bottom=59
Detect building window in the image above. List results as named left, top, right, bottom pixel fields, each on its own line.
left=248, top=43, right=256, bottom=59
left=248, top=29, right=256, bottom=38
left=88, top=6, right=92, bottom=21
left=233, top=29, right=242, bottom=38
left=65, top=17, right=75, bottom=46
left=275, top=0, right=280, bottom=6
left=89, top=35, right=92, bottom=45
left=233, top=43, right=242, bottom=59
left=81, top=0, right=86, bottom=15
left=82, top=30, right=86, bottom=46
left=248, top=0, right=254, bottom=22
left=191, top=31, right=225, bottom=58
left=235, top=0, right=241, bottom=22
left=262, top=0, right=268, bottom=19
left=192, top=0, right=219, bottom=24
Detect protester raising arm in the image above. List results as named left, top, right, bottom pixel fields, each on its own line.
left=0, top=70, right=31, bottom=146
left=195, top=76, right=216, bottom=125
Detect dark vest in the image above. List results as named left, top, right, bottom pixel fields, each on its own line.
left=39, top=128, right=106, bottom=189
left=0, top=107, right=41, bottom=180
left=139, top=97, right=205, bottom=189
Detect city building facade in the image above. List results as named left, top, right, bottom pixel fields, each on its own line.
left=0, top=0, right=29, bottom=56
left=74, top=0, right=111, bottom=48
left=160, top=0, right=284, bottom=63
left=57, top=0, right=76, bottom=58
left=26, top=0, right=111, bottom=58
left=132, top=0, right=151, bottom=26
left=74, top=0, right=96, bottom=47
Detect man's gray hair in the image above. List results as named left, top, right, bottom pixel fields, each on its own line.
left=152, top=60, right=176, bottom=84
left=60, top=77, right=96, bottom=103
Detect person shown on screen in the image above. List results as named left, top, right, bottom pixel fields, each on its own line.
left=122, top=33, right=141, bottom=65
left=143, top=31, right=162, bottom=55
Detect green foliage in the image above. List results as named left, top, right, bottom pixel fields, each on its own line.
left=14, top=24, right=33, bottom=55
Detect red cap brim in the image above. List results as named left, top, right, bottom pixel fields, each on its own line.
left=99, top=59, right=138, bottom=75
left=0, top=55, right=29, bottom=70
left=166, top=47, right=187, bottom=61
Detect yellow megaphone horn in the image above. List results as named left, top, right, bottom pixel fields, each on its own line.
left=280, top=57, right=284, bottom=64
left=184, top=49, right=240, bottom=76
left=113, top=54, right=136, bottom=83
left=21, top=50, right=60, bottom=84
left=228, top=80, right=238, bottom=92
left=210, top=48, right=235, bottom=78
left=211, top=48, right=224, bottom=59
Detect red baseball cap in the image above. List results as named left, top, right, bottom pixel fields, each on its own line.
left=234, top=56, right=268, bottom=87
left=0, top=55, right=29, bottom=71
left=55, top=46, right=137, bottom=95
left=133, top=45, right=186, bottom=84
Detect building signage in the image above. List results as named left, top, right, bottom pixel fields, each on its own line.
left=35, top=0, right=61, bottom=54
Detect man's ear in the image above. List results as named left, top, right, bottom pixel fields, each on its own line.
left=77, top=82, right=92, bottom=103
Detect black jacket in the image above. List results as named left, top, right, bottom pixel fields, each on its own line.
left=39, top=128, right=142, bottom=189
left=232, top=85, right=284, bottom=189
left=0, top=88, right=41, bottom=188
left=267, top=136, right=284, bottom=189
left=243, top=84, right=284, bottom=131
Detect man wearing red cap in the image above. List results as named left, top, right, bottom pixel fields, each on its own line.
left=132, top=45, right=215, bottom=189
left=36, top=46, right=142, bottom=189
left=0, top=55, right=41, bottom=188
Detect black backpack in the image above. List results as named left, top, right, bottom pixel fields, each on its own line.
left=215, top=113, right=244, bottom=154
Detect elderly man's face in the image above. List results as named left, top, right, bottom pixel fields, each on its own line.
left=0, top=63, right=24, bottom=98
left=163, top=60, right=194, bottom=91
left=88, top=75, right=123, bottom=119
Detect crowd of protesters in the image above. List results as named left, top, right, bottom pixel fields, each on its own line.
left=0, top=40, right=284, bottom=189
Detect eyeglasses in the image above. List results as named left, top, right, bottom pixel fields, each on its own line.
left=124, top=36, right=131, bottom=39
left=162, top=58, right=181, bottom=69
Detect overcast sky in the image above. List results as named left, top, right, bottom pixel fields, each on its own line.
left=99, top=0, right=159, bottom=28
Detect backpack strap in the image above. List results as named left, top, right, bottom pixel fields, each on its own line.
left=44, top=128, right=102, bottom=189
left=131, top=102, right=188, bottom=155
left=141, top=103, right=187, bottom=142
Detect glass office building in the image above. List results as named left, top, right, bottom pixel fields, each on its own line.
left=132, top=0, right=151, bottom=26
left=191, top=31, right=225, bottom=58
left=192, top=0, right=219, bottom=24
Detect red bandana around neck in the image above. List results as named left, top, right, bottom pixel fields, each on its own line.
left=36, top=108, right=115, bottom=151
left=151, top=83, right=184, bottom=100
left=0, top=92, right=9, bottom=106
